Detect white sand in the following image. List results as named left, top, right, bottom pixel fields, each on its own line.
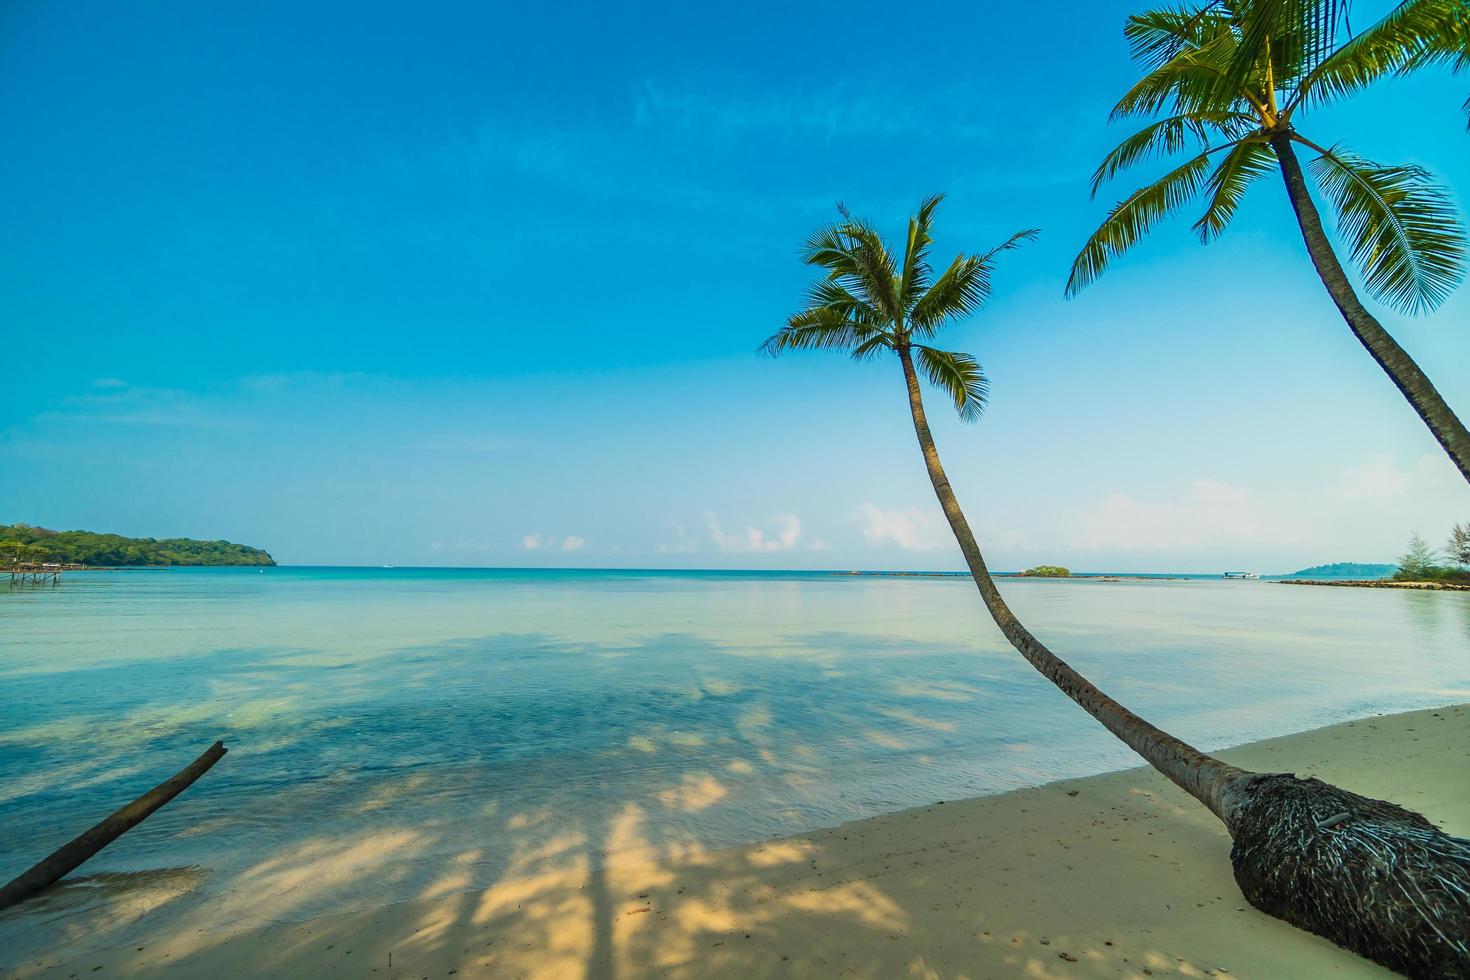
left=4, top=704, right=1466, bottom=979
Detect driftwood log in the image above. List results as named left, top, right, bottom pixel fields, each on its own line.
left=0, top=740, right=227, bottom=911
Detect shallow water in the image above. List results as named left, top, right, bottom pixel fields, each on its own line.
left=1, top=568, right=1467, bottom=953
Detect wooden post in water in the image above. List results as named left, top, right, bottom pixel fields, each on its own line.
left=7, top=563, right=64, bottom=586
left=0, top=740, right=228, bottom=910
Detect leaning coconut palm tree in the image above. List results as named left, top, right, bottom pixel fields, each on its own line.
left=1069, top=0, right=1470, bottom=484
left=766, top=195, right=1470, bottom=975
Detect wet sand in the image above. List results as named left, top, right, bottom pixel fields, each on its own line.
left=4, top=703, right=1466, bottom=979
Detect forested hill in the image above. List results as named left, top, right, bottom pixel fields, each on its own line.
left=1, top=524, right=276, bottom=566
left=1287, top=562, right=1396, bottom=579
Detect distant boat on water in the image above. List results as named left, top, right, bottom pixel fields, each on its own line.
left=1222, top=571, right=1260, bottom=579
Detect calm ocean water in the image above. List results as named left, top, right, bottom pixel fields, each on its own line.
left=2, top=567, right=1468, bottom=952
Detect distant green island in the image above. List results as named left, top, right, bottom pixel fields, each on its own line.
left=1286, top=562, right=1396, bottom=579
left=1, top=524, right=275, bottom=567
left=1019, top=565, right=1071, bottom=578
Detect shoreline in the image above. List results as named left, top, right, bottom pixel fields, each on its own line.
left=1277, top=578, right=1470, bottom=592
left=4, top=703, right=1464, bottom=979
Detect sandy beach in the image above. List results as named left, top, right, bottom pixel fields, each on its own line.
left=2, top=703, right=1464, bottom=979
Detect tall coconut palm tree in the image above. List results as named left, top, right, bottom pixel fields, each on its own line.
left=1069, top=0, right=1470, bottom=484
left=766, top=195, right=1470, bottom=974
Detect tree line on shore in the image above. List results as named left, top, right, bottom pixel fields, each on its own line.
left=0, top=524, right=275, bottom=567
left=1397, top=522, right=1470, bottom=582
left=764, top=0, right=1470, bottom=972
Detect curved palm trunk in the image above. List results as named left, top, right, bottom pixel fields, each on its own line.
left=894, top=343, right=1470, bottom=974
left=895, top=344, right=1252, bottom=825
left=1270, top=132, right=1470, bottom=486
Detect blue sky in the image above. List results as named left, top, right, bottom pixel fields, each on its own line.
left=3, top=0, right=1468, bottom=571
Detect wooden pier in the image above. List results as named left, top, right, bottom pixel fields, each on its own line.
left=7, top=563, right=66, bottom=587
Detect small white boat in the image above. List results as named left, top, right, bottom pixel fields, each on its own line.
left=1222, top=571, right=1260, bottom=579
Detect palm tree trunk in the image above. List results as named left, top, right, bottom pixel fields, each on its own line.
left=894, top=343, right=1251, bottom=827
left=1270, top=131, right=1470, bottom=485
left=0, top=740, right=227, bottom=910
left=894, top=342, right=1470, bottom=974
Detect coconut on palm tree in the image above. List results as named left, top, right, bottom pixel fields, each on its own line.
left=766, top=195, right=1470, bottom=975
left=1069, top=0, right=1470, bottom=483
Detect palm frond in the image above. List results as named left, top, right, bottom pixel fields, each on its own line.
left=899, top=194, right=945, bottom=310
left=976, top=227, right=1042, bottom=264
left=1092, top=111, right=1259, bottom=196
left=914, top=346, right=989, bottom=422
left=800, top=223, right=861, bottom=275
left=805, top=278, right=882, bottom=326
left=851, top=332, right=897, bottom=361
left=909, top=229, right=1037, bottom=335
left=839, top=218, right=902, bottom=323
left=1124, top=6, right=1231, bottom=70
left=1223, top=0, right=1348, bottom=97
left=760, top=307, right=881, bottom=357
left=1293, top=0, right=1470, bottom=111
left=1193, top=137, right=1275, bottom=240
left=1068, top=149, right=1219, bottom=295
left=1111, top=46, right=1248, bottom=120
left=1308, top=144, right=1467, bottom=313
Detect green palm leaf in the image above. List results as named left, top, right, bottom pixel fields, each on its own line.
left=770, top=198, right=1031, bottom=422
left=835, top=216, right=902, bottom=323
left=910, top=229, right=1038, bottom=335
left=1111, top=47, right=1243, bottom=120
left=850, top=333, right=897, bottom=361
left=899, top=194, right=945, bottom=308
left=1092, top=112, right=1259, bottom=196
left=1124, top=6, right=1229, bottom=69
left=1222, top=0, right=1348, bottom=95
left=913, top=346, right=990, bottom=422
left=760, top=307, right=882, bottom=356
left=1194, top=137, right=1276, bottom=240
left=1294, top=0, right=1470, bottom=110
left=1308, top=146, right=1467, bottom=313
left=1068, top=149, right=1221, bottom=295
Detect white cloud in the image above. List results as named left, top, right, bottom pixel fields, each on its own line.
left=657, top=523, right=699, bottom=554
left=1068, top=455, right=1470, bottom=561
left=1330, top=453, right=1457, bottom=500
left=1072, top=479, right=1306, bottom=551
left=706, top=513, right=801, bottom=552
left=855, top=502, right=949, bottom=552
left=521, top=533, right=541, bottom=550
left=561, top=536, right=585, bottom=552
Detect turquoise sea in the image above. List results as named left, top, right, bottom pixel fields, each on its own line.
left=2, top=567, right=1468, bottom=955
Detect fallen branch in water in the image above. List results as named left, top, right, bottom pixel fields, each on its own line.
left=0, top=740, right=227, bottom=911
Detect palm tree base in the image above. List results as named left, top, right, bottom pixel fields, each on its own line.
left=1229, top=773, right=1470, bottom=977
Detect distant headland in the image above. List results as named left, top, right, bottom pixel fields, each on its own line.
left=1, top=524, right=275, bottom=567
left=1285, top=562, right=1396, bottom=579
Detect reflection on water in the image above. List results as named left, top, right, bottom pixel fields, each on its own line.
left=1, top=568, right=1467, bottom=957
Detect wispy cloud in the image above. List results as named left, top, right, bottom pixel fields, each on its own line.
left=855, top=502, right=949, bottom=552
left=657, top=523, right=699, bottom=554
left=1072, top=479, right=1306, bottom=551
left=631, top=83, right=988, bottom=143
left=705, top=513, right=801, bottom=552
left=34, top=382, right=253, bottom=431
left=522, top=532, right=585, bottom=552
left=1330, top=453, right=1458, bottom=500
left=1067, top=453, right=1469, bottom=560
